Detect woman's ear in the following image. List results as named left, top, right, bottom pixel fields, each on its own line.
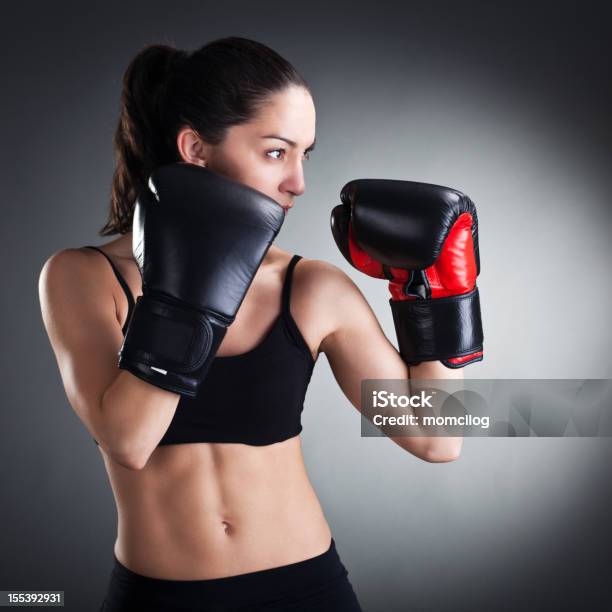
left=176, top=126, right=208, bottom=167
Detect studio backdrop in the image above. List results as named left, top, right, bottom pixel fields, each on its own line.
left=2, top=1, right=611, bottom=610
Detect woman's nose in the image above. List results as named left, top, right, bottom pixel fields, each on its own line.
left=283, top=164, right=306, bottom=197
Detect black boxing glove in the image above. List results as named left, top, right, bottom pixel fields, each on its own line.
left=118, top=163, right=285, bottom=397
left=331, top=179, right=483, bottom=368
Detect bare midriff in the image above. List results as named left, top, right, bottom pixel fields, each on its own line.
left=100, top=434, right=332, bottom=580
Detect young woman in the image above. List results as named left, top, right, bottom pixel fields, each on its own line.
left=39, top=37, right=470, bottom=611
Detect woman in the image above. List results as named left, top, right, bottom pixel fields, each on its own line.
left=39, top=37, right=465, bottom=611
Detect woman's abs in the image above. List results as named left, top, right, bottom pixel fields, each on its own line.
left=102, top=436, right=332, bottom=580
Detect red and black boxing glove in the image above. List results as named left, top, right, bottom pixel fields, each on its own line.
left=330, top=179, right=483, bottom=368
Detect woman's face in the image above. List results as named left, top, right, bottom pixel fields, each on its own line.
left=195, top=86, right=316, bottom=213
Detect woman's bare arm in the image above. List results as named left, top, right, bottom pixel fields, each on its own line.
left=302, top=259, right=462, bottom=463
left=407, top=360, right=464, bottom=462
left=38, top=248, right=179, bottom=469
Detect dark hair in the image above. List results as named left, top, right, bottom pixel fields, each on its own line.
left=100, top=37, right=310, bottom=236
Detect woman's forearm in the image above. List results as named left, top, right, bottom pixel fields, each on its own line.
left=99, top=370, right=180, bottom=468
left=408, top=360, right=464, bottom=461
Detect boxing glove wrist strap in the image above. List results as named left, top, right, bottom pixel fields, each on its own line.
left=389, top=286, right=484, bottom=367
left=118, top=292, right=227, bottom=398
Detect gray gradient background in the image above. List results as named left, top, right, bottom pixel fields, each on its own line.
left=2, top=1, right=611, bottom=610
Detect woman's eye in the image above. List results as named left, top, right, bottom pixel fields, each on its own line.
left=266, top=149, right=311, bottom=161
left=267, top=149, right=285, bottom=160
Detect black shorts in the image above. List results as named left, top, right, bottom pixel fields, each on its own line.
left=99, top=537, right=363, bottom=611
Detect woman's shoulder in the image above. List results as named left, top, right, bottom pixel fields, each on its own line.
left=41, top=245, right=114, bottom=280
left=291, top=257, right=363, bottom=316
left=39, top=245, right=124, bottom=316
left=293, top=255, right=358, bottom=297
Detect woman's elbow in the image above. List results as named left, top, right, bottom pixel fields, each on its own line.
left=422, top=447, right=462, bottom=463
left=98, top=435, right=150, bottom=471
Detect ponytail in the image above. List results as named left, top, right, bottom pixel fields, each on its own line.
left=101, top=45, right=187, bottom=235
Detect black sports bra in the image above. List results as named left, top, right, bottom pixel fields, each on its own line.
left=85, top=246, right=316, bottom=447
